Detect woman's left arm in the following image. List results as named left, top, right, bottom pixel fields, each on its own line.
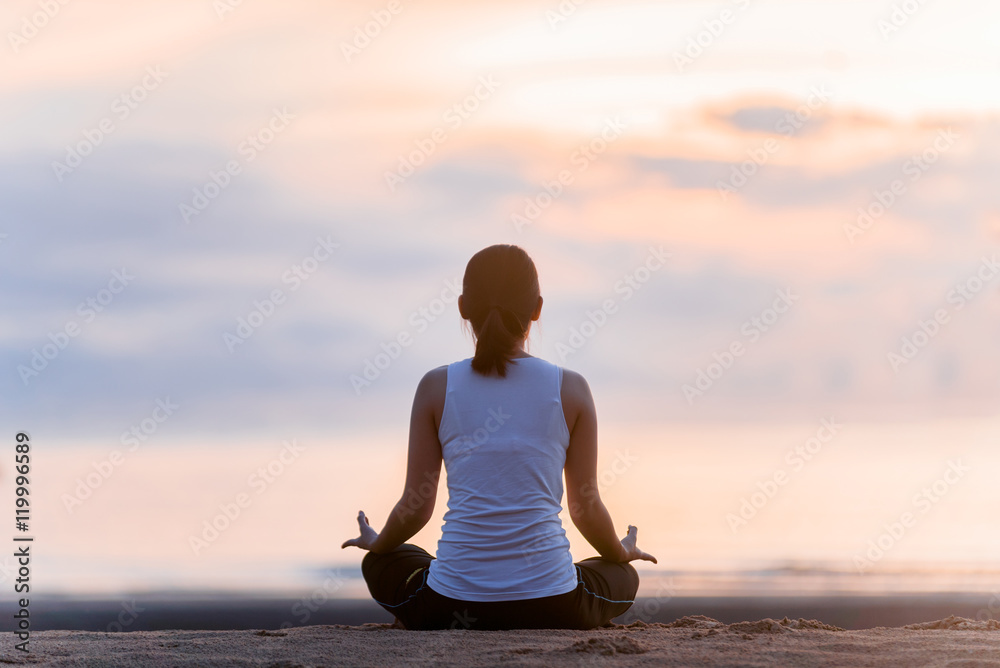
left=342, top=367, right=446, bottom=554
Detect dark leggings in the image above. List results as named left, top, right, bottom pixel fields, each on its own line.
left=361, top=544, right=639, bottom=630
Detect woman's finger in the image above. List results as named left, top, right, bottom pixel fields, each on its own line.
left=341, top=538, right=356, bottom=549
left=642, top=551, right=657, bottom=564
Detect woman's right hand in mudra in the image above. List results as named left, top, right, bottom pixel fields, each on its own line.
left=341, top=510, right=380, bottom=551
left=620, top=525, right=657, bottom=563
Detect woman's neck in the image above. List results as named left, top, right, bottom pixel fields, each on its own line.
left=510, top=346, right=532, bottom=360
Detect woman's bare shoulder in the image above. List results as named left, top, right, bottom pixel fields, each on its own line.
left=413, top=365, right=449, bottom=428
left=561, top=367, right=591, bottom=396
left=416, top=365, right=448, bottom=393
left=560, top=367, right=594, bottom=418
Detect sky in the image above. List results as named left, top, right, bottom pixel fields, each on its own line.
left=2, top=0, right=1000, bottom=593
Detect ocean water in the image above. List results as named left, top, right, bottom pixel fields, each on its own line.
left=17, top=418, right=1000, bottom=599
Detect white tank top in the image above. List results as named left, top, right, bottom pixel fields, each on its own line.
left=425, top=356, right=578, bottom=601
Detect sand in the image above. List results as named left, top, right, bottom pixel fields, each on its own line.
left=4, top=616, right=1000, bottom=667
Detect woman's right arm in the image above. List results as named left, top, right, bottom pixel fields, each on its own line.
left=562, top=369, right=656, bottom=564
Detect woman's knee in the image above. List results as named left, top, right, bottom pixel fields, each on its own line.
left=577, top=557, right=640, bottom=596
left=622, top=561, right=639, bottom=595
left=362, top=543, right=432, bottom=579
left=361, top=549, right=378, bottom=575
left=578, top=556, right=639, bottom=579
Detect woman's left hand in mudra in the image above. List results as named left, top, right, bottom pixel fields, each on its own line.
left=620, top=525, right=657, bottom=564
left=341, top=510, right=380, bottom=551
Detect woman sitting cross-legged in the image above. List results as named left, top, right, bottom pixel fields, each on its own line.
left=342, top=244, right=656, bottom=630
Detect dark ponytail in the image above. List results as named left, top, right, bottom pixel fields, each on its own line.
left=462, top=245, right=539, bottom=377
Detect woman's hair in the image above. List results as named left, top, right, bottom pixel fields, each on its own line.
left=462, top=244, right=540, bottom=377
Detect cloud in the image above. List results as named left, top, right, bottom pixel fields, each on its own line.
left=6, top=20, right=1000, bottom=438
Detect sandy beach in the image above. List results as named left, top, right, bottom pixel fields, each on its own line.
left=5, top=615, right=999, bottom=667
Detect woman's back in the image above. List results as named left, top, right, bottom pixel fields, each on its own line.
left=426, top=355, right=578, bottom=601
left=343, top=244, right=653, bottom=630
